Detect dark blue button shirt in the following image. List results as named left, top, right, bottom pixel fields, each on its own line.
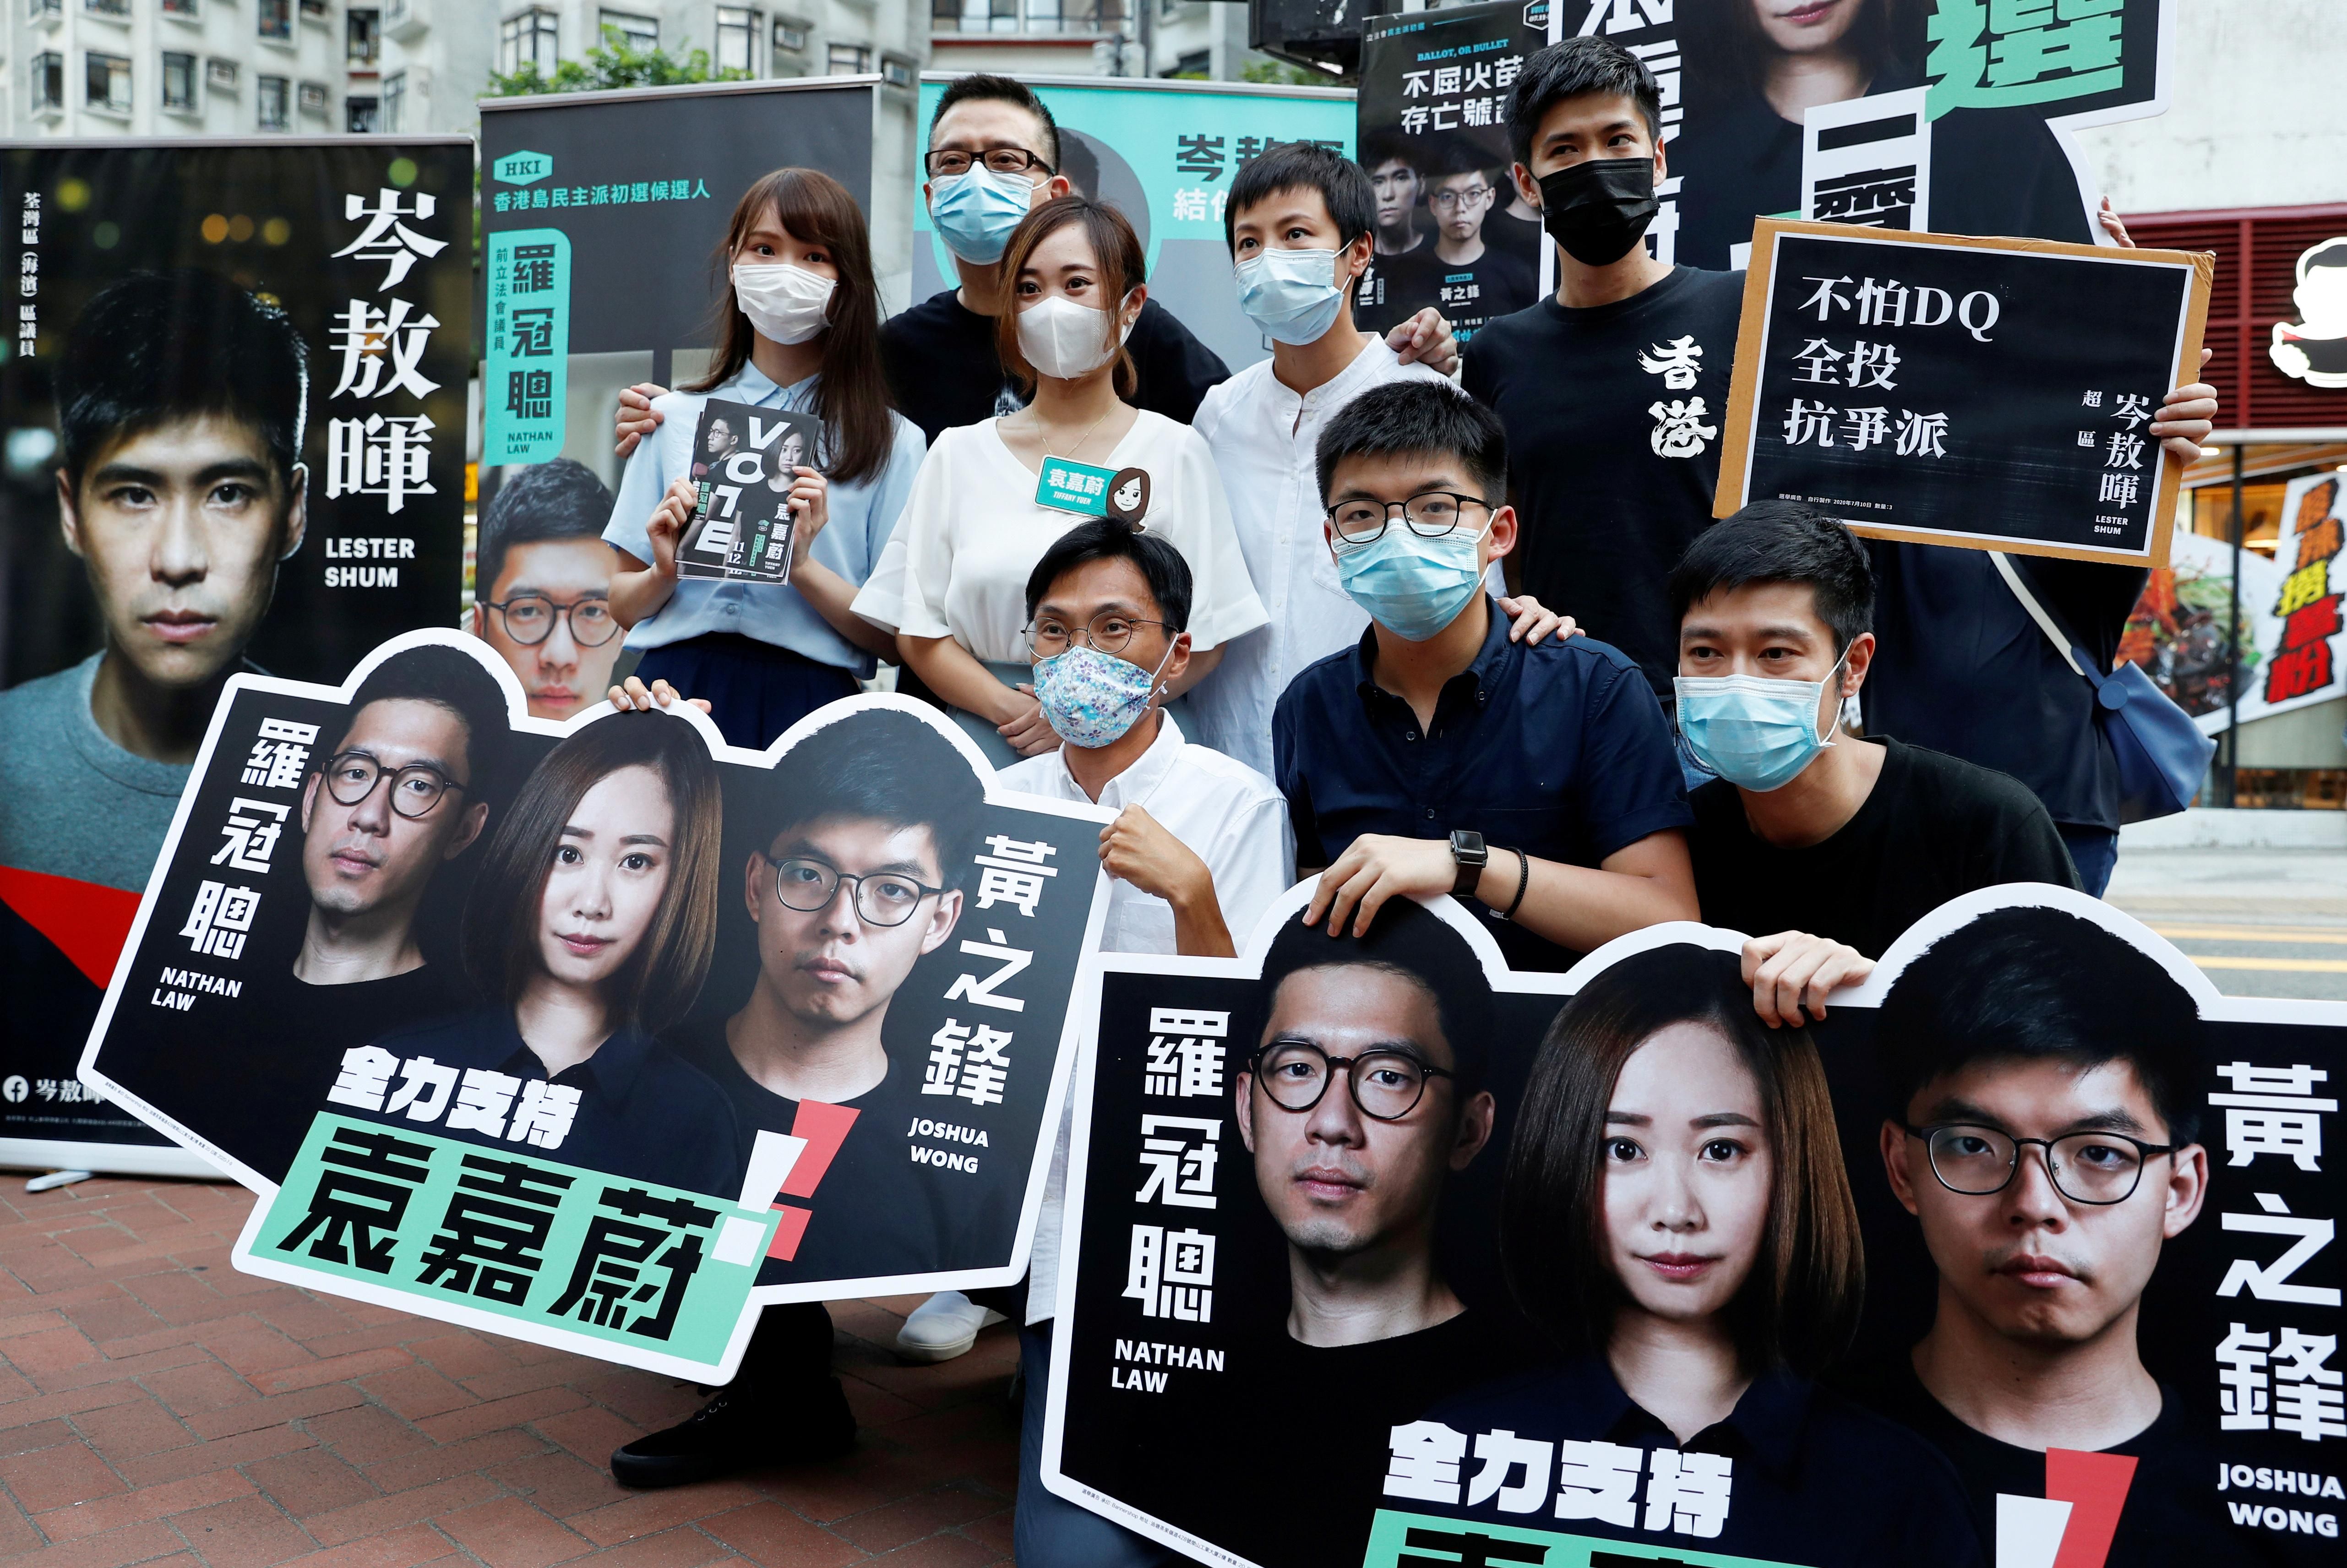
left=1272, top=600, right=1693, bottom=970
left=1404, top=1355, right=1985, bottom=1568
left=364, top=1009, right=744, bottom=1199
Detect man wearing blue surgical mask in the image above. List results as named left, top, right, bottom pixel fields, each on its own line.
left=1671, top=502, right=2078, bottom=1028
left=1275, top=380, right=1698, bottom=974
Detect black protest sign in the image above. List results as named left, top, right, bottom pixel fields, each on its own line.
left=678, top=400, right=815, bottom=585
left=78, top=631, right=1112, bottom=1375
left=1715, top=219, right=2211, bottom=566
left=1046, top=886, right=2341, bottom=1568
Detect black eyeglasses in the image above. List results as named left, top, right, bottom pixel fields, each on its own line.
left=765, top=855, right=945, bottom=929
left=1325, top=491, right=1495, bottom=546
left=1024, top=611, right=1169, bottom=659
left=482, top=594, right=619, bottom=648
left=1904, top=1122, right=2177, bottom=1207
left=320, top=750, right=466, bottom=821
left=925, top=147, right=1054, bottom=179
left=1249, top=1039, right=1454, bottom=1122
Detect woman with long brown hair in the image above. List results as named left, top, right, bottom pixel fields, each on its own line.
left=605, top=168, right=926, bottom=749
left=854, top=196, right=1264, bottom=767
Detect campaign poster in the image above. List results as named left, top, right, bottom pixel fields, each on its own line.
left=1355, top=0, right=1547, bottom=345
left=2118, top=529, right=2276, bottom=727
left=912, top=73, right=1356, bottom=378
left=472, top=80, right=878, bottom=724
left=676, top=399, right=814, bottom=585
left=1569, top=0, right=2173, bottom=270
left=0, top=138, right=471, bottom=1176
left=1715, top=220, right=2210, bottom=566
left=79, top=630, right=1112, bottom=1376
left=1045, top=885, right=2340, bottom=1568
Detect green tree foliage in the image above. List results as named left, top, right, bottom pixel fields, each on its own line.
left=485, top=25, right=745, bottom=97
left=1240, top=57, right=1335, bottom=87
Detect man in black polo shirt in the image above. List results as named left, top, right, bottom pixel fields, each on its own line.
left=1274, top=380, right=1694, bottom=972
left=1669, top=503, right=2079, bottom=1027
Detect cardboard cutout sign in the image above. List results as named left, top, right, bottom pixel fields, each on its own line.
left=80, top=631, right=1113, bottom=1377
left=1046, top=884, right=2339, bottom=1567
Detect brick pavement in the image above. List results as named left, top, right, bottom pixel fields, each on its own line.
left=0, top=1175, right=1020, bottom=1567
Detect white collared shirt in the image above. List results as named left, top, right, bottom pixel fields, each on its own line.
left=1183, top=337, right=1452, bottom=776
left=996, top=713, right=1295, bottom=1321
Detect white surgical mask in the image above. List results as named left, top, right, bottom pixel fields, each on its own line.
left=1018, top=292, right=1134, bottom=381
left=730, top=261, right=835, bottom=345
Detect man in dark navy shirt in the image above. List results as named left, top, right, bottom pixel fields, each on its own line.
left=1274, top=380, right=1694, bottom=973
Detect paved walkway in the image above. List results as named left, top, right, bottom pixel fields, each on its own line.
left=2106, top=846, right=2347, bottom=1002
left=0, top=1176, right=1016, bottom=1567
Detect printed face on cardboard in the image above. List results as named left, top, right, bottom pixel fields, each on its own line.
left=299, top=696, right=488, bottom=934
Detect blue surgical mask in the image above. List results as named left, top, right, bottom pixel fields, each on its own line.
left=1334, top=526, right=1486, bottom=642
left=1672, top=656, right=1846, bottom=792
left=1235, top=247, right=1345, bottom=346
left=928, top=164, right=1036, bottom=264
left=1033, top=642, right=1175, bottom=749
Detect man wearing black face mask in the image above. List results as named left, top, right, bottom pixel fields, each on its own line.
left=1459, top=36, right=1747, bottom=702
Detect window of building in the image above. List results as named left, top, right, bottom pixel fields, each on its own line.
left=716, top=6, right=758, bottom=74
left=257, top=74, right=289, bottom=128
left=1164, top=47, right=1208, bottom=77
left=346, top=94, right=378, bottom=131
left=347, top=8, right=379, bottom=65
left=827, top=42, right=871, bottom=74
left=298, top=80, right=327, bottom=114
left=258, top=0, right=291, bottom=41
left=773, top=16, right=808, bottom=53
left=381, top=69, right=404, bottom=130
left=162, top=0, right=198, bottom=17
left=500, top=7, right=559, bottom=73
left=31, top=51, right=63, bottom=111
left=598, top=8, right=657, bottom=50
left=301, top=0, right=329, bottom=15
left=85, top=51, right=131, bottom=112
left=207, top=56, right=238, bottom=90
left=29, top=0, right=63, bottom=22
left=161, top=50, right=196, bottom=110
left=84, top=0, right=130, bottom=19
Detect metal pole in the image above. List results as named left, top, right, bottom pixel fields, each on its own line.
left=2224, top=442, right=2245, bottom=806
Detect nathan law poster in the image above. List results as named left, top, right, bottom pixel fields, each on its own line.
left=80, top=631, right=1111, bottom=1376
left=0, top=138, right=470, bottom=1176
left=1046, top=887, right=2338, bottom=1567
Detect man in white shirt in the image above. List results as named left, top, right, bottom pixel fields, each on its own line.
left=1188, top=143, right=1563, bottom=775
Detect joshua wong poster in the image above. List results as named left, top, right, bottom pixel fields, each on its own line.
left=1046, top=885, right=2338, bottom=1567
left=80, top=630, right=1113, bottom=1377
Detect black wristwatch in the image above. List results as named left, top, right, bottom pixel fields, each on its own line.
left=1448, top=830, right=1488, bottom=898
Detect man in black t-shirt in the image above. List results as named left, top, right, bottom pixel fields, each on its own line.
left=1421, top=143, right=1538, bottom=346
left=1666, top=503, right=2078, bottom=1026
left=1862, top=907, right=2242, bottom=1566
left=610, top=709, right=990, bottom=1491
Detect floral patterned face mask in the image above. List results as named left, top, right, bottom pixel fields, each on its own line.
left=1031, top=641, right=1176, bottom=749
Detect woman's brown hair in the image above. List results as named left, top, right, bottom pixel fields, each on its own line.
left=685, top=167, right=894, bottom=485
left=1501, top=943, right=1864, bottom=1377
left=462, top=711, right=722, bottom=1037
left=993, top=195, right=1148, bottom=401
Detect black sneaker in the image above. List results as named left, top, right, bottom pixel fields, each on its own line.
left=609, top=1376, right=856, bottom=1488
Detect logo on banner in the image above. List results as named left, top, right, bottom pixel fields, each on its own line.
left=2270, top=238, right=2347, bottom=391
left=492, top=151, right=552, bottom=186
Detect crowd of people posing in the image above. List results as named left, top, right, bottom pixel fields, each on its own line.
left=559, top=34, right=2222, bottom=1567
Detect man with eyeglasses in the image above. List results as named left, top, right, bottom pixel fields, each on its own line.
left=1865, top=905, right=2232, bottom=1562
left=469, top=457, right=622, bottom=723
left=1276, top=379, right=1695, bottom=974
left=1422, top=136, right=1536, bottom=347
left=612, top=708, right=992, bottom=1489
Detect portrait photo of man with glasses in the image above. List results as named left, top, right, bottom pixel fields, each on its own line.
left=1420, top=136, right=1538, bottom=347
left=1864, top=904, right=2236, bottom=1562
left=469, top=457, right=623, bottom=724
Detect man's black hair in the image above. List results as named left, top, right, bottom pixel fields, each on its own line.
left=1426, top=133, right=1504, bottom=181
left=476, top=457, right=616, bottom=601
left=1024, top=517, right=1193, bottom=634
left=1361, top=129, right=1422, bottom=175
left=1668, top=501, right=1876, bottom=654
left=928, top=73, right=1060, bottom=172
left=341, top=645, right=513, bottom=797
left=1316, top=379, right=1508, bottom=505
left=1878, top=907, right=2204, bottom=1146
left=1503, top=34, right=1664, bottom=169
left=1224, top=142, right=1375, bottom=253
left=55, top=268, right=309, bottom=497
left=1253, top=898, right=1494, bottom=1099
left=762, top=709, right=987, bottom=889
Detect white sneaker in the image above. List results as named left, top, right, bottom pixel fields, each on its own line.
left=893, top=1290, right=1006, bottom=1363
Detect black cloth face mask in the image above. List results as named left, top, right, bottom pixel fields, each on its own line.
left=1536, top=157, right=1659, bottom=267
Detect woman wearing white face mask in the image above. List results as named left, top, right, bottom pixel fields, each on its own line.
left=604, top=169, right=926, bottom=749
left=860, top=196, right=1267, bottom=767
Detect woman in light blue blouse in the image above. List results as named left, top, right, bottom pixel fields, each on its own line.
left=605, top=168, right=925, bottom=749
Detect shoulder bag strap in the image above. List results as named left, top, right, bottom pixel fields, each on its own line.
left=1989, top=550, right=2091, bottom=682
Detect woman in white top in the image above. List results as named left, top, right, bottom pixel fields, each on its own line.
left=604, top=168, right=926, bottom=750
left=853, top=196, right=1266, bottom=768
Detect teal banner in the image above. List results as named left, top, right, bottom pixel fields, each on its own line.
left=1362, top=1509, right=1814, bottom=1568
left=482, top=226, right=570, bottom=467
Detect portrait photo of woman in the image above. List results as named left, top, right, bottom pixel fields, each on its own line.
left=364, top=709, right=743, bottom=1198
left=1407, top=943, right=1985, bottom=1567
